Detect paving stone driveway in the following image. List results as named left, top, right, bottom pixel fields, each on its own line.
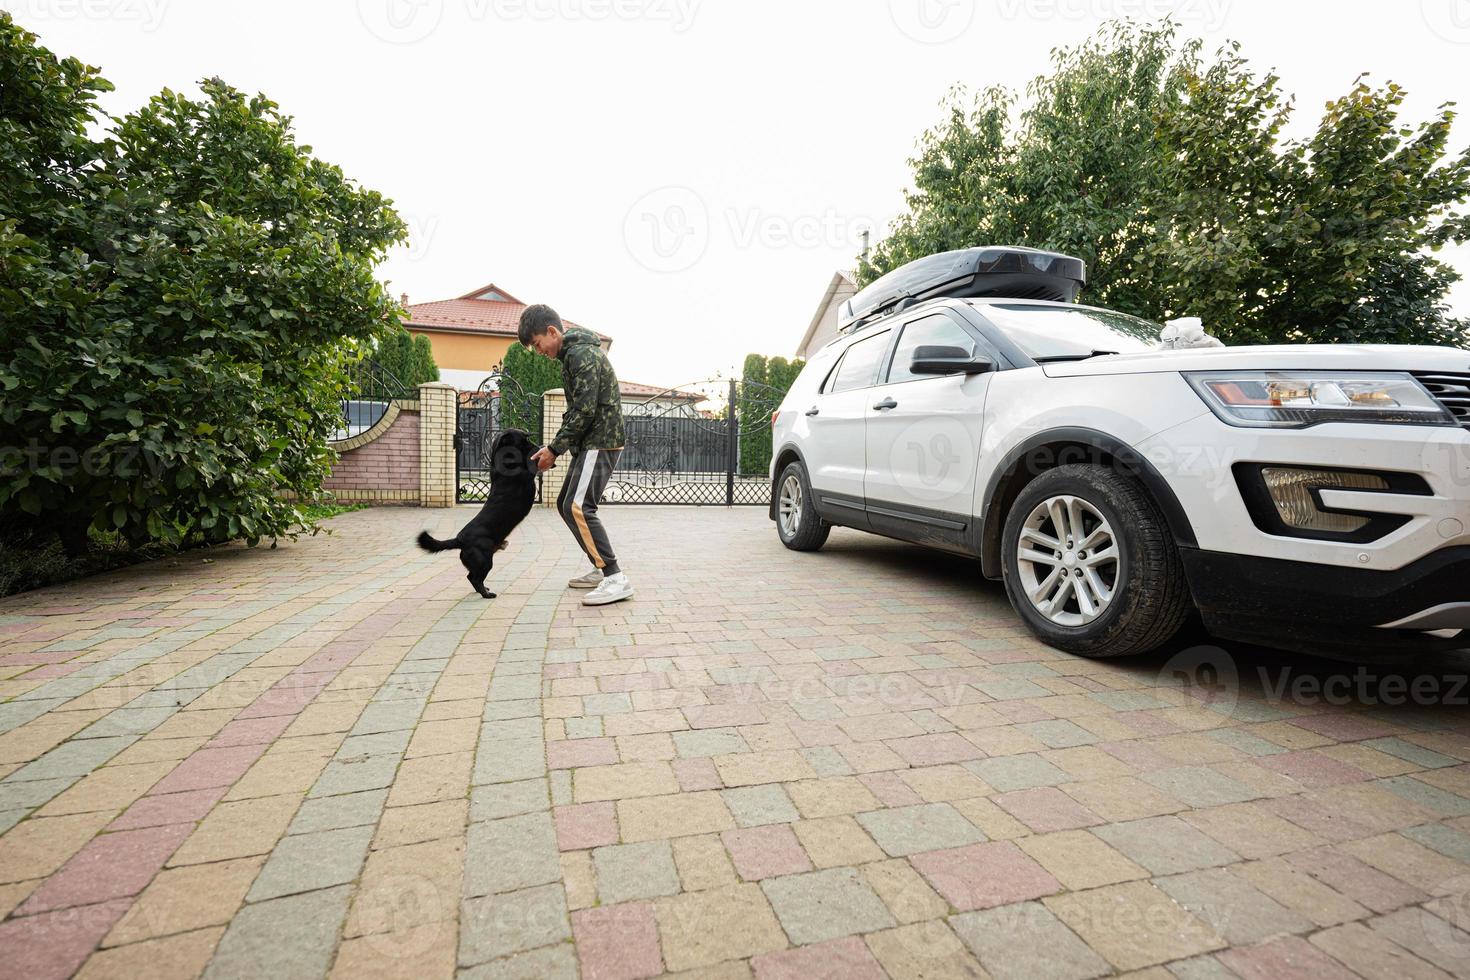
left=1, top=504, right=1469, bottom=979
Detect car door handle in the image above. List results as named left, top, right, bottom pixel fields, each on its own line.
left=873, top=397, right=898, bottom=410
left=805, top=406, right=820, bottom=416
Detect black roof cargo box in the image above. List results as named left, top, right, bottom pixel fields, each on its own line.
left=839, top=246, right=1086, bottom=334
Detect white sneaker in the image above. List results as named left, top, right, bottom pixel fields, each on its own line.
left=567, top=569, right=604, bottom=589
left=582, top=572, right=634, bottom=606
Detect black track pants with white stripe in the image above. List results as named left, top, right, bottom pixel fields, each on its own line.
left=557, top=448, right=621, bottom=573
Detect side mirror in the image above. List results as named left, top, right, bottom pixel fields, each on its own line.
left=909, top=345, right=995, bottom=376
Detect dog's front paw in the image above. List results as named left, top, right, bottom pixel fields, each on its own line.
left=481, top=591, right=498, bottom=599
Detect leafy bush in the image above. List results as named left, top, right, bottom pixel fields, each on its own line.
left=0, top=14, right=407, bottom=558
left=865, top=21, right=1470, bottom=348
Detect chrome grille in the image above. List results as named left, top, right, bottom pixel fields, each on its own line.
left=1414, top=372, right=1470, bottom=432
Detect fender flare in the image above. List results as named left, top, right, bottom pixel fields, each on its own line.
left=768, top=443, right=808, bottom=521
left=978, top=426, right=1199, bottom=579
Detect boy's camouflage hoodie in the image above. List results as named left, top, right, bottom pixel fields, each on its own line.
left=549, top=326, right=627, bottom=456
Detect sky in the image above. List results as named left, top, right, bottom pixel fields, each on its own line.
left=11, top=0, right=1470, bottom=389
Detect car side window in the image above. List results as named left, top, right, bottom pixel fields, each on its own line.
left=826, top=330, right=891, bottom=393
left=886, top=314, right=978, bottom=385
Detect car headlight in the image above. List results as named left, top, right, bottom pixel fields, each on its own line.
left=1184, top=371, right=1456, bottom=428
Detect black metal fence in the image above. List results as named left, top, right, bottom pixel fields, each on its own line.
left=605, top=379, right=786, bottom=505
left=332, top=359, right=414, bottom=442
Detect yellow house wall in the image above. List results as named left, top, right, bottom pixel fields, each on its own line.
left=412, top=330, right=517, bottom=371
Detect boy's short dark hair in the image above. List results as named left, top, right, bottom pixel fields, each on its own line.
left=518, top=304, right=563, bottom=346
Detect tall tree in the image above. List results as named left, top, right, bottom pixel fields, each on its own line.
left=0, top=15, right=407, bottom=555
left=865, top=21, right=1470, bottom=348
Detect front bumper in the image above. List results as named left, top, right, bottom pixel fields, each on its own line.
left=1181, top=546, right=1470, bottom=658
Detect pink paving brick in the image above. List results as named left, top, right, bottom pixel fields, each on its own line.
left=555, top=802, right=619, bottom=851
left=910, top=841, right=1062, bottom=911
left=235, top=673, right=333, bottom=718
left=147, top=743, right=268, bottom=795
left=672, top=757, right=721, bottom=791
left=887, top=733, right=985, bottom=766
left=109, top=787, right=229, bottom=831
left=0, top=899, right=130, bottom=980
left=1256, top=751, right=1373, bottom=788
left=1218, top=936, right=1360, bottom=980
left=572, top=901, right=663, bottom=980
left=722, top=825, right=813, bottom=881
left=1288, top=714, right=1398, bottom=742
left=1285, top=847, right=1428, bottom=913
left=753, top=936, right=887, bottom=980
left=684, top=703, right=766, bottom=729
left=0, top=649, right=81, bottom=667
left=548, top=737, right=620, bottom=770
left=858, top=772, right=925, bottom=807
left=18, top=824, right=192, bottom=913
left=207, top=714, right=295, bottom=749
left=993, top=787, right=1103, bottom=833
left=22, top=663, right=81, bottom=679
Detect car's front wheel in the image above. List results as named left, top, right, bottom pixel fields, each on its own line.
left=775, top=461, right=830, bottom=551
left=1001, top=464, right=1191, bottom=657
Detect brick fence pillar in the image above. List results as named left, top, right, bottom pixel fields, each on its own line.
left=540, top=388, right=566, bottom=508
left=418, top=382, right=458, bottom=507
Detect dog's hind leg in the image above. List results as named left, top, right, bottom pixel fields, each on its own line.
left=463, top=548, right=496, bottom=599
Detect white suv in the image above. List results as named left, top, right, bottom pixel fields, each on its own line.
left=769, top=247, right=1470, bottom=659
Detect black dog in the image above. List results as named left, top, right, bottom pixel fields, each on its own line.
left=416, top=429, right=539, bottom=598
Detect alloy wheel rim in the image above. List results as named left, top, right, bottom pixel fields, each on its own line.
left=1015, top=494, right=1120, bottom=627
left=779, top=475, right=802, bottom=537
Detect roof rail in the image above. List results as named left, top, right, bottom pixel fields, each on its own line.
left=839, top=246, right=1086, bottom=335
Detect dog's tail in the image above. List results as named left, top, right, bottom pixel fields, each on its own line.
left=416, top=531, right=460, bottom=553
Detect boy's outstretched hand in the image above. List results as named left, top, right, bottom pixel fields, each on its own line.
left=530, top=448, right=556, bottom=472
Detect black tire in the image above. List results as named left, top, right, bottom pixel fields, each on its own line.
left=1001, top=464, right=1191, bottom=658
left=775, top=461, right=830, bottom=552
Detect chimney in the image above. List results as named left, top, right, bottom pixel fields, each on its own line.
left=860, top=229, right=871, bottom=263
left=400, top=292, right=409, bottom=307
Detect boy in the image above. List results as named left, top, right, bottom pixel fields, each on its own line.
left=520, top=304, right=634, bottom=605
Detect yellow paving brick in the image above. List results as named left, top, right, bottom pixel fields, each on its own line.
left=106, top=857, right=266, bottom=946
left=865, top=920, right=989, bottom=980
left=620, top=791, right=736, bottom=843
left=785, top=777, right=882, bottom=818
left=77, top=926, right=225, bottom=980
left=655, top=883, right=788, bottom=971
left=168, top=794, right=300, bottom=866
left=386, top=751, right=473, bottom=807
left=35, top=762, right=174, bottom=817
left=862, top=858, right=951, bottom=925
left=0, top=811, right=112, bottom=884
left=713, top=750, right=816, bottom=787
left=573, top=761, right=680, bottom=802
left=672, top=832, right=740, bottom=892
left=792, top=816, right=886, bottom=868
left=374, top=800, right=467, bottom=849
left=1018, top=830, right=1149, bottom=891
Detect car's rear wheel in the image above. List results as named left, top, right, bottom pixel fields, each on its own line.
left=776, top=461, right=830, bottom=551
left=1002, top=464, right=1191, bottom=657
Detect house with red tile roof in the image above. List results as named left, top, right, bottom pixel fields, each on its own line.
left=406, top=281, right=698, bottom=413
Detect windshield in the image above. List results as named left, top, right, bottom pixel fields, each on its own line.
left=977, top=303, right=1160, bottom=360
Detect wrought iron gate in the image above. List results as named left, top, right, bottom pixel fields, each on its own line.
left=455, top=371, right=544, bottom=504
left=604, top=379, right=787, bottom=505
